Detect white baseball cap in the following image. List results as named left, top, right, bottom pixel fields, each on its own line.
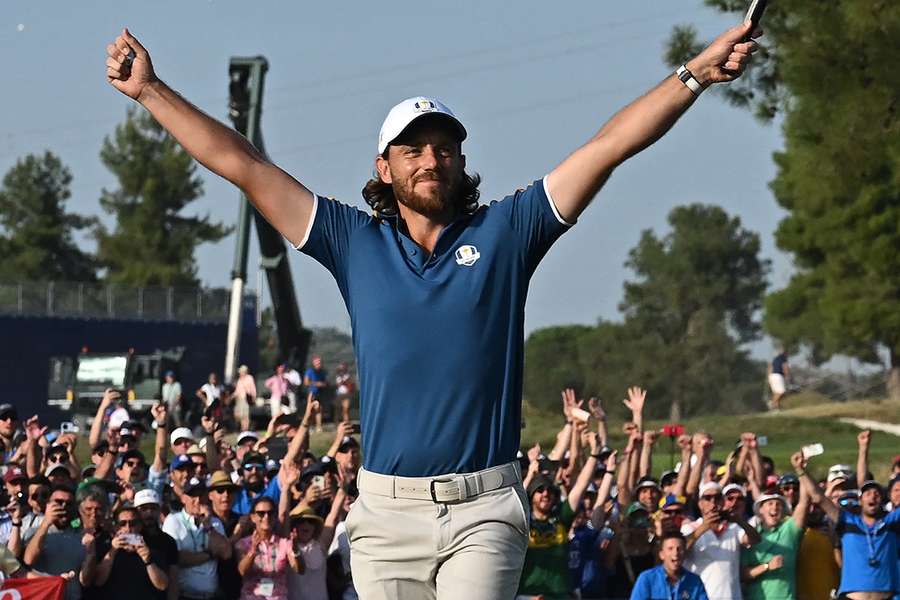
left=236, top=431, right=259, bottom=445
left=170, top=427, right=195, bottom=446
left=377, top=96, right=467, bottom=155
left=134, top=489, right=160, bottom=507
left=699, top=481, right=723, bottom=497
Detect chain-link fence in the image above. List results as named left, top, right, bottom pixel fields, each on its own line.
left=0, top=281, right=240, bottom=322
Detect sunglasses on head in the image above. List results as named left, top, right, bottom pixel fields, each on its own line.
left=244, top=464, right=265, bottom=472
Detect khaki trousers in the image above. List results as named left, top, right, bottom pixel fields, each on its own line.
left=347, top=466, right=530, bottom=600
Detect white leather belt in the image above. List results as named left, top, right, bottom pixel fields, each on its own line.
left=358, top=461, right=521, bottom=504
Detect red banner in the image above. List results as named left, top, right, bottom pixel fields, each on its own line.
left=0, top=577, right=65, bottom=600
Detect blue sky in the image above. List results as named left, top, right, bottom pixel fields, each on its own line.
left=2, top=1, right=796, bottom=359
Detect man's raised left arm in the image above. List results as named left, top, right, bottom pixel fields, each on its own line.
left=546, top=22, right=759, bottom=223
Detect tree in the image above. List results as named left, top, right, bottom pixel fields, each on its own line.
left=524, top=205, right=769, bottom=420
left=95, top=107, right=230, bottom=286
left=619, top=205, right=770, bottom=419
left=667, top=2, right=900, bottom=401
left=0, top=151, right=96, bottom=281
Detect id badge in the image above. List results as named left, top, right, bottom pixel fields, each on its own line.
left=253, top=578, right=274, bottom=597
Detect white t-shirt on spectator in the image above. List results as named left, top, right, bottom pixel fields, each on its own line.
left=681, top=518, right=745, bottom=600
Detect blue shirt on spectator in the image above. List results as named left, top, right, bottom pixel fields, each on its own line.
left=630, top=564, right=709, bottom=600
left=568, top=524, right=608, bottom=597
left=304, top=367, right=327, bottom=397
left=836, top=509, right=900, bottom=595
left=231, top=476, right=281, bottom=516
left=298, top=177, right=571, bottom=476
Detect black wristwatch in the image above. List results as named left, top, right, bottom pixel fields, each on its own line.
left=143, top=558, right=152, bottom=566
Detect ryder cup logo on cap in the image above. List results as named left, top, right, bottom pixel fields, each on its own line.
left=377, top=96, right=467, bottom=154
left=454, top=244, right=481, bottom=267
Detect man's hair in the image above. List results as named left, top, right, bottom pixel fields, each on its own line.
left=77, top=487, right=108, bottom=507
left=49, top=483, right=75, bottom=497
left=114, top=505, right=140, bottom=520
left=659, top=530, right=686, bottom=545
left=361, top=169, right=482, bottom=218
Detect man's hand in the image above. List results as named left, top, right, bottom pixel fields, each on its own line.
left=151, top=403, right=167, bottom=427
left=82, top=532, right=96, bottom=552
left=561, top=388, right=582, bottom=421
left=303, top=393, right=320, bottom=421
left=587, top=432, right=600, bottom=456
left=527, top=443, right=541, bottom=464
left=604, top=450, right=618, bottom=472
left=622, top=387, right=646, bottom=416
left=686, top=22, right=761, bottom=86
left=677, top=434, right=692, bottom=453
left=857, top=430, right=871, bottom=449
left=790, top=451, right=806, bottom=473
left=100, top=388, right=120, bottom=409
left=588, top=397, right=606, bottom=422
left=767, top=555, right=784, bottom=571
left=106, top=29, right=157, bottom=101
left=24, top=416, right=47, bottom=442
left=134, top=539, right=151, bottom=563
left=642, top=431, right=659, bottom=447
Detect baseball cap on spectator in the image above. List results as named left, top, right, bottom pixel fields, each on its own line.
left=236, top=431, right=259, bottom=446
left=660, top=470, right=678, bottom=488
left=526, top=474, right=559, bottom=498
left=827, top=464, right=853, bottom=481
left=723, top=483, right=747, bottom=497
left=44, top=464, right=70, bottom=478
left=337, top=436, right=359, bottom=453
left=0, top=405, right=17, bottom=420
left=184, top=477, right=209, bottom=496
left=242, top=452, right=267, bottom=472
left=859, top=480, right=883, bottom=495
left=777, top=474, right=799, bottom=487
left=3, top=466, right=27, bottom=484
left=715, top=465, right=729, bottom=478
left=134, top=489, right=161, bottom=507
left=170, top=427, right=195, bottom=447
left=169, top=454, right=192, bottom=473
left=77, top=477, right=117, bottom=495
left=659, top=494, right=687, bottom=511
left=699, top=481, right=722, bottom=497
left=377, top=96, right=467, bottom=155
left=753, top=493, right=790, bottom=514
left=81, top=465, right=97, bottom=479
left=183, top=477, right=208, bottom=496
left=300, top=462, right=325, bottom=482
left=164, top=370, right=175, bottom=378
left=301, top=451, right=317, bottom=463
left=209, top=471, right=239, bottom=491
left=636, top=476, right=660, bottom=491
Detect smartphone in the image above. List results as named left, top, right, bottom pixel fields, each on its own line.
left=312, top=475, right=325, bottom=491
left=801, top=443, right=824, bottom=459
left=571, top=407, right=591, bottom=424
left=60, top=421, right=78, bottom=434
left=121, top=533, right=143, bottom=546
left=538, top=458, right=560, bottom=473
left=757, top=435, right=768, bottom=447
left=348, top=422, right=361, bottom=435
left=744, top=0, right=768, bottom=29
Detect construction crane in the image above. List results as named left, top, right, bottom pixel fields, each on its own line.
left=223, top=56, right=311, bottom=383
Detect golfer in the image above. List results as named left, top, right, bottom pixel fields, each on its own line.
left=105, top=20, right=758, bottom=599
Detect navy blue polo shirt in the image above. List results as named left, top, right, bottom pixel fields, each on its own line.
left=835, top=509, right=900, bottom=595
left=298, top=177, right=571, bottom=476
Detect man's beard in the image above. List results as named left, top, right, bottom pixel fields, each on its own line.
left=393, top=171, right=460, bottom=218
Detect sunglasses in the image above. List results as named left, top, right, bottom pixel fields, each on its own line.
left=173, top=439, right=192, bottom=447
left=118, top=519, right=140, bottom=527
left=243, top=464, right=265, bottom=472
left=0, top=414, right=17, bottom=422
left=125, top=460, right=144, bottom=468
left=253, top=509, right=274, bottom=517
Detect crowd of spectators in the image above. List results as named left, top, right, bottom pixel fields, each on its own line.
left=0, top=380, right=896, bottom=600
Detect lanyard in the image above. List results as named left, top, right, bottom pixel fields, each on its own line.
left=862, top=518, right=883, bottom=565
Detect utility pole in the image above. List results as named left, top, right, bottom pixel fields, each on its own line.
left=224, top=56, right=311, bottom=384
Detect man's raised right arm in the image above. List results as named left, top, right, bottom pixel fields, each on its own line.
left=106, top=28, right=315, bottom=246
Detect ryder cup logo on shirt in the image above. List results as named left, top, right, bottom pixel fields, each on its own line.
left=454, top=244, right=481, bottom=266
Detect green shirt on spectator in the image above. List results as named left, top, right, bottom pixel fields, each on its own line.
left=518, top=501, right=576, bottom=599
left=741, top=517, right=804, bottom=600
